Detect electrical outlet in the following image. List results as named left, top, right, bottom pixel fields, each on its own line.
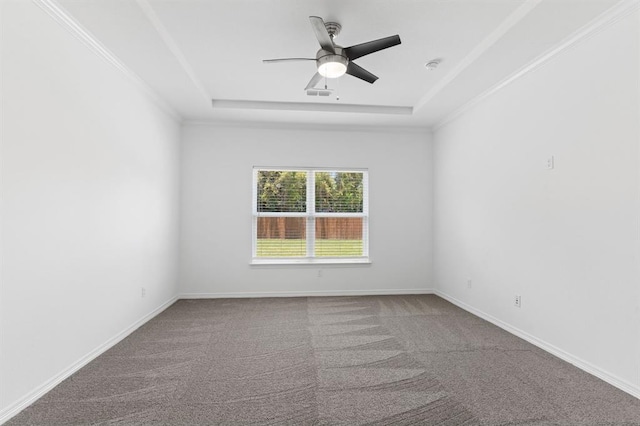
left=141, top=287, right=146, bottom=298
left=546, top=156, right=554, bottom=170
left=514, top=295, right=521, bottom=307
left=467, top=279, right=472, bottom=289
left=317, top=270, right=322, bottom=278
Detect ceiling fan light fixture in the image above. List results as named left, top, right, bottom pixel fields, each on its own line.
left=318, top=61, right=347, bottom=78
left=262, top=16, right=401, bottom=88
left=317, top=52, right=348, bottom=78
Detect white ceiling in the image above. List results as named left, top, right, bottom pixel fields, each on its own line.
left=56, top=0, right=620, bottom=128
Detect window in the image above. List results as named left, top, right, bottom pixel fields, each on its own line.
left=252, top=168, right=369, bottom=264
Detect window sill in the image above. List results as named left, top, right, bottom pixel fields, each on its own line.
left=251, top=257, right=371, bottom=266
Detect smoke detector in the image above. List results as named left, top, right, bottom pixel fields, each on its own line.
left=425, top=60, right=440, bottom=71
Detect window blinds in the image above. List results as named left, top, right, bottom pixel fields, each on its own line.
left=253, top=168, right=368, bottom=260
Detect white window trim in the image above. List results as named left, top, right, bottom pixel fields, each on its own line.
left=251, top=167, right=370, bottom=265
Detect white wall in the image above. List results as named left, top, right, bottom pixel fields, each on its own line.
left=0, top=1, right=180, bottom=418
left=433, top=10, right=640, bottom=395
left=179, top=124, right=432, bottom=296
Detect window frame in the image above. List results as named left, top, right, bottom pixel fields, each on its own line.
left=251, top=167, right=370, bottom=265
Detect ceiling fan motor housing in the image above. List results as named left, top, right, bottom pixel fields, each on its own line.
left=262, top=16, right=401, bottom=87
left=316, top=47, right=348, bottom=78
left=324, top=21, right=342, bottom=39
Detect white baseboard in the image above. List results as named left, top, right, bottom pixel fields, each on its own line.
left=2, top=288, right=436, bottom=423
left=16, top=288, right=636, bottom=424
left=0, top=295, right=179, bottom=425
left=180, top=288, right=436, bottom=299
left=435, top=290, right=640, bottom=400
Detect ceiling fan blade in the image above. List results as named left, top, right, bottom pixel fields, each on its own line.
left=344, top=35, right=401, bottom=60
left=263, top=58, right=315, bottom=63
left=309, top=16, right=335, bottom=54
left=305, top=72, right=323, bottom=90
left=346, top=62, right=378, bottom=84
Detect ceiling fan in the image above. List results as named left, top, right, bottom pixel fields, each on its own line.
left=263, top=16, right=401, bottom=93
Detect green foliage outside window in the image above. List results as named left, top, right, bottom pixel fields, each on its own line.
left=315, top=172, right=363, bottom=213
left=255, top=169, right=366, bottom=259
left=257, top=171, right=307, bottom=212
left=256, top=170, right=363, bottom=213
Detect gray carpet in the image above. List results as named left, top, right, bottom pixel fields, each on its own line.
left=8, top=295, right=640, bottom=425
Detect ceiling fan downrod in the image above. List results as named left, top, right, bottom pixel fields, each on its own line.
left=324, top=21, right=341, bottom=40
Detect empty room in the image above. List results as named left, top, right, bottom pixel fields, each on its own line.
left=2, top=0, right=640, bottom=424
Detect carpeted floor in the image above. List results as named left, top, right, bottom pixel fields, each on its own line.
left=8, top=295, right=640, bottom=425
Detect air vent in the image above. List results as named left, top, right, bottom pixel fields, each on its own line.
left=307, top=90, right=333, bottom=96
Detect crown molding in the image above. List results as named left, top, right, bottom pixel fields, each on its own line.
left=211, top=99, right=413, bottom=115
left=433, top=0, right=640, bottom=131
left=414, top=0, right=543, bottom=112
left=32, top=0, right=181, bottom=122
left=135, top=0, right=212, bottom=105
left=182, top=119, right=431, bottom=135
